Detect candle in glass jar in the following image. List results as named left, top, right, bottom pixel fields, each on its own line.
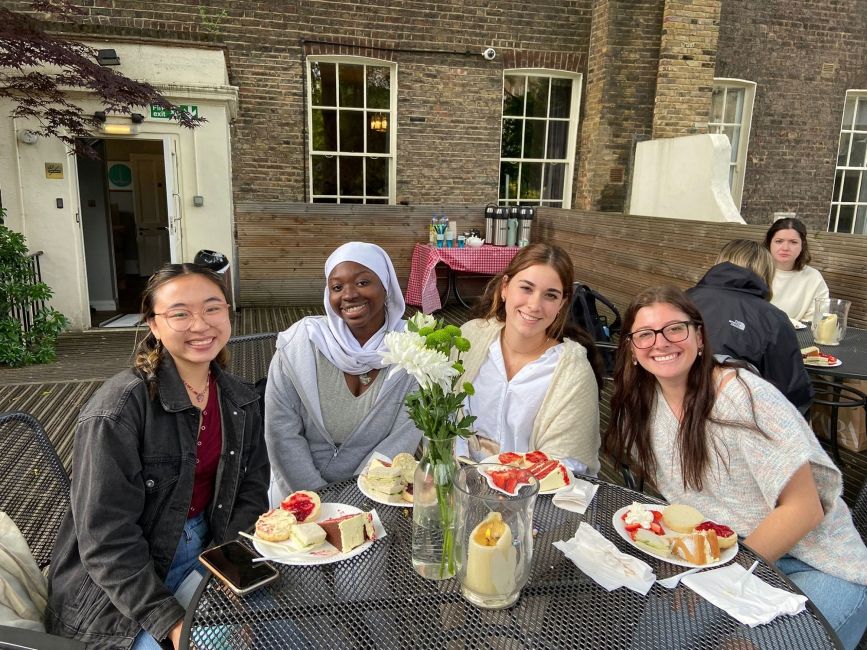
left=464, top=511, right=517, bottom=596
left=815, top=313, right=839, bottom=345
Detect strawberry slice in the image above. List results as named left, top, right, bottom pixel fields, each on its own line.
left=487, top=468, right=531, bottom=495
left=649, top=522, right=664, bottom=535
left=498, top=452, right=523, bottom=466
left=524, top=450, right=549, bottom=464
left=652, top=510, right=663, bottom=522
left=625, top=522, right=641, bottom=532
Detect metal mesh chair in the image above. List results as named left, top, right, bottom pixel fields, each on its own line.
left=225, top=332, right=279, bottom=384
left=0, top=411, right=70, bottom=569
left=808, top=378, right=867, bottom=464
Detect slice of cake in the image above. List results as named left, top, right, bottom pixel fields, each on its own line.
left=288, top=522, right=327, bottom=551
left=319, top=512, right=374, bottom=553
left=670, top=530, right=720, bottom=565
left=528, top=459, right=570, bottom=491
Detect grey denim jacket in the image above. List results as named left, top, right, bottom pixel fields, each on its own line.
left=45, top=355, right=269, bottom=649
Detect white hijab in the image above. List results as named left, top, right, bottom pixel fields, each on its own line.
left=305, top=242, right=406, bottom=376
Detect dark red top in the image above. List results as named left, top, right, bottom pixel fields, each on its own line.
left=188, top=374, right=222, bottom=518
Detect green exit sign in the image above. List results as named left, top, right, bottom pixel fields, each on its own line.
left=150, top=104, right=199, bottom=119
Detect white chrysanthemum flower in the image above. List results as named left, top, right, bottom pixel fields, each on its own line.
left=408, top=311, right=437, bottom=331
left=382, top=330, right=458, bottom=391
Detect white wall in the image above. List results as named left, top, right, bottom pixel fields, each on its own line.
left=0, top=42, right=239, bottom=330
left=628, top=134, right=746, bottom=224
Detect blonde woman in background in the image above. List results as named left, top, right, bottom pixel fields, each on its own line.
left=687, top=239, right=813, bottom=411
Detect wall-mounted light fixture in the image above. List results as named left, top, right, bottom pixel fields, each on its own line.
left=93, top=110, right=140, bottom=136
left=130, top=113, right=144, bottom=124
left=370, top=113, right=388, bottom=133
left=97, top=49, right=120, bottom=66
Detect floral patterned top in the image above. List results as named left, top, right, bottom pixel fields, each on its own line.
left=649, top=369, right=867, bottom=585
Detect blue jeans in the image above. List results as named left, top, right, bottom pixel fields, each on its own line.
left=776, top=555, right=867, bottom=650
left=131, top=513, right=209, bottom=650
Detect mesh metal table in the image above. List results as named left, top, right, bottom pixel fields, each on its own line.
left=181, top=477, right=839, bottom=649
left=798, top=325, right=867, bottom=381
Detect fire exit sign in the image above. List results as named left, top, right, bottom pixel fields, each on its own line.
left=150, top=104, right=199, bottom=119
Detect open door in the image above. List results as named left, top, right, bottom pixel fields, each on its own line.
left=130, top=153, right=170, bottom=276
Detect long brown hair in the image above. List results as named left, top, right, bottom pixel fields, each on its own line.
left=134, top=263, right=230, bottom=398
left=763, top=217, right=811, bottom=271
left=604, top=286, right=723, bottom=491
left=471, top=242, right=602, bottom=390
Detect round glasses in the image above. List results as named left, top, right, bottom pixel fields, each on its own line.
left=627, top=321, right=694, bottom=349
left=154, top=303, right=231, bottom=332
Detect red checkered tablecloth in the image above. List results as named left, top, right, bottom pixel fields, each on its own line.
left=405, top=243, right=520, bottom=313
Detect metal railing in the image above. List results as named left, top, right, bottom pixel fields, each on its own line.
left=7, top=250, right=46, bottom=334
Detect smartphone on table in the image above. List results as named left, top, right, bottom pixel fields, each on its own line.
left=199, top=540, right=279, bottom=596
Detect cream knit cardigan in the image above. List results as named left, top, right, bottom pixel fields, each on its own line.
left=459, top=318, right=601, bottom=476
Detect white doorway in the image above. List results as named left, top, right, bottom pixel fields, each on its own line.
left=76, top=137, right=180, bottom=327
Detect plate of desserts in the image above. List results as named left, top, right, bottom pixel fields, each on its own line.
left=252, top=491, right=383, bottom=565
left=357, top=452, right=418, bottom=506
left=481, top=451, right=574, bottom=495
left=612, top=502, right=738, bottom=568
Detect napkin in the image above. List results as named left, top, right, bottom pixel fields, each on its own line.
left=551, top=479, right=598, bottom=514
left=682, top=563, right=807, bottom=627
left=554, top=522, right=655, bottom=595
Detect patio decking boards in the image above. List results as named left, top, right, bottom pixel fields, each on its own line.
left=1, top=304, right=864, bottom=506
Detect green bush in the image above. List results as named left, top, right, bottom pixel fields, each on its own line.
left=0, top=206, right=69, bottom=366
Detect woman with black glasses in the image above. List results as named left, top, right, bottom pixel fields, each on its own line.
left=46, top=263, right=269, bottom=650
left=604, top=285, right=867, bottom=649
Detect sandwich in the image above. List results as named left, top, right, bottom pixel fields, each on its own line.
left=365, top=459, right=406, bottom=495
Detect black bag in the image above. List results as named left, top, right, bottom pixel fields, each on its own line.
left=570, top=283, right=621, bottom=343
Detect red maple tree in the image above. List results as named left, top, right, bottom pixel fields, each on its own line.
left=0, top=0, right=204, bottom=155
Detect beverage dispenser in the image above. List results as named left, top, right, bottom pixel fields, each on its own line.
left=517, top=207, right=534, bottom=246
left=484, top=205, right=496, bottom=244
left=493, top=207, right=509, bottom=246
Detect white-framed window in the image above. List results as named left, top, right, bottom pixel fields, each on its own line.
left=499, top=70, right=582, bottom=209
left=708, top=79, right=755, bottom=210
left=829, top=91, right=867, bottom=234
left=307, top=57, right=396, bottom=203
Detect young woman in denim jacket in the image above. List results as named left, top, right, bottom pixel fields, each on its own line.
left=45, top=264, right=270, bottom=649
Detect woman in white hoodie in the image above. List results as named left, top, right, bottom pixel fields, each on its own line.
left=264, top=242, right=420, bottom=500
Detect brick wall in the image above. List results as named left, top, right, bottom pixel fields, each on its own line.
left=715, top=0, right=867, bottom=229
left=652, top=0, right=721, bottom=139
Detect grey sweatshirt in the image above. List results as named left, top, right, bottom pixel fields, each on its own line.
left=264, top=317, right=422, bottom=497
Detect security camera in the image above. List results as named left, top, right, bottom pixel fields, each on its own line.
left=482, top=47, right=496, bottom=61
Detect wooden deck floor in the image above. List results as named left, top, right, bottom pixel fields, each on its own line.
left=0, top=304, right=864, bottom=506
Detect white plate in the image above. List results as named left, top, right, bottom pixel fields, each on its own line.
left=803, top=358, right=842, bottom=368
left=252, top=503, right=374, bottom=565
left=611, top=504, right=738, bottom=568
left=481, top=455, right=575, bottom=495
left=357, top=473, right=411, bottom=507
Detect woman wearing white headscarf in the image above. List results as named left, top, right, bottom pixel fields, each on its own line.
left=265, top=242, right=421, bottom=497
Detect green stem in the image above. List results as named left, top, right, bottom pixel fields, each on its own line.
left=426, top=436, right=457, bottom=578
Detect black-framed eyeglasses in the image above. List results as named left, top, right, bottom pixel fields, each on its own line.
left=627, top=321, right=695, bottom=349
left=154, top=303, right=231, bottom=332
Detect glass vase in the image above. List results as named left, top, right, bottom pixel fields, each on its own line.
left=411, top=434, right=459, bottom=580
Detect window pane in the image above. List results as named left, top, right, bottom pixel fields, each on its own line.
left=837, top=132, right=852, bottom=166
left=501, top=118, right=523, bottom=158
left=366, top=66, right=390, bottom=109
left=313, top=197, right=337, bottom=203
left=842, top=96, right=856, bottom=129
left=723, top=125, right=738, bottom=160
left=836, top=205, right=855, bottom=232
left=710, top=87, right=725, bottom=123
left=855, top=98, right=867, bottom=130
left=519, top=162, right=543, bottom=201
left=859, top=172, right=867, bottom=201
left=339, top=156, right=363, bottom=196
left=311, top=62, right=336, bottom=107
left=312, top=155, right=336, bottom=195
left=542, top=163, right=566, bottom=200
left=503, top=75, right=526, bottom=117
left=546, top=121, right=568, bottom=159
left=311, top=109, right=337, bottom=151
left=338, top=65, right=364, bottom=108
left=833, top=170, right=843, bottom=201
left=525, top=77, right=549, bottom=118
left=339, top=110, right=364, bottom=153
left=855, top=205, right=867, bottom=235
left=500, top=161, right=519, bottom=202
left=549, top=78, right=572, bottom=118
left=841, top=170, right=860, bottom=202
left=367, top=113, right=389, bottom=154
left=724, top=89, right=743, bottom=124
left=366, top=158, right=388, bottom=197
left=523, top=119, right=546, bottom=159
left=850, top=133, right=867, bottom=167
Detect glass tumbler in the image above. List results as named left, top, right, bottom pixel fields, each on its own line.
left=454, top=464, right=538, bottom=609
left=812, top=297, right=850, bottom=345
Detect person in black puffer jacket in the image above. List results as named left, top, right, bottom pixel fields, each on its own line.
left=687, top=239, right=813, bottom=412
